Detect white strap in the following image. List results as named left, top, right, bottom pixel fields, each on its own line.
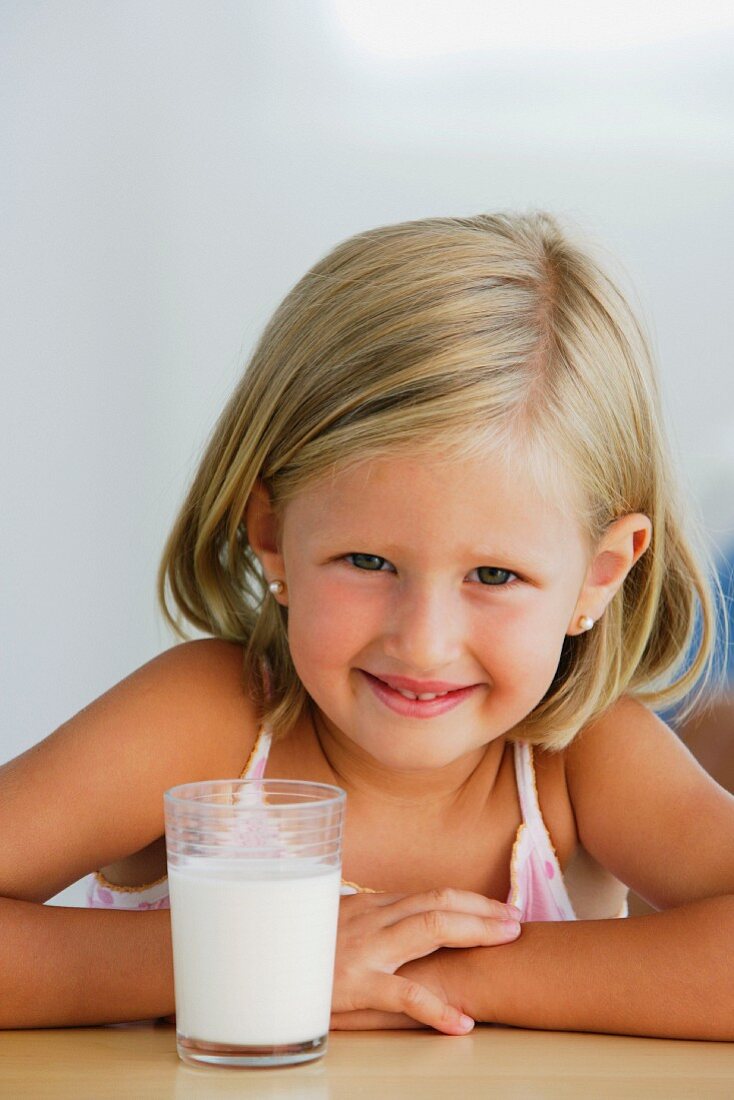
left=513, top=739, right=542, bottom=825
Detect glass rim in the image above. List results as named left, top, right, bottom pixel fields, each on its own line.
left=164, top=777, right=346, bottom=811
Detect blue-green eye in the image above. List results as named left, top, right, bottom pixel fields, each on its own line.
left=474, top=566, right=515, bottom=586
left=344, top=556, right=515, bottom=586
left=346, top=553, right=391, bottom=571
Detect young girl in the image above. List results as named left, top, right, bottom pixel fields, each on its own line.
left=2, top=211, right=733, bottom=1040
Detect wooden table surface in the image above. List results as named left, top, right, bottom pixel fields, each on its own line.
left=2, top=1021, right=733, bottom=1099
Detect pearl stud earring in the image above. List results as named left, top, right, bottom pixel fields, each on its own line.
left=578, top=616, right=594, bottom=631
left=268, top=580, right=285, bottom=595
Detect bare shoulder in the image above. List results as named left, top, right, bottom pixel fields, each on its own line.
left=0, top=638, right=260, bottom=903
left=562, top=694, right=734, bottom=908
left=149, top=637, right=257, bottom=736
left=67, top=637, right=260, bottom=778
left=564, top=693, right=685, bottom=779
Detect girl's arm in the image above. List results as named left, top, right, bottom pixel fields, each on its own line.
left=0, top=898, right=175, bottom=1028
left=0, top=638, right=257, bottom=1027
left=437, top=893, right=734, bottom=1041
left=436, top=696, right=734, bottom=1041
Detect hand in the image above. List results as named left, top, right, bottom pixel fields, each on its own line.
left=330, top=887, right=522, bottom=1035
left=331, top=950, right=456, bottom=1031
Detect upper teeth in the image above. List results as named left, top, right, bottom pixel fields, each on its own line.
left=394, top=688, right=449, bottom=700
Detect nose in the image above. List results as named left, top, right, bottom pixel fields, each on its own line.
left=381, top=578, right=464, bottom=674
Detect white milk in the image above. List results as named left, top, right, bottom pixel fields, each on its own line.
left=168, top=857, right=341, bottom=1047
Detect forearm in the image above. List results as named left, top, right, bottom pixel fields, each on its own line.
left=0, top=896, right=174, bottom=1028
left=442, top=894, right=734, bottom=1041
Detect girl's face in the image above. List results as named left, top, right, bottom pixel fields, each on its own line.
left=273, top=450, right=593, bottom=776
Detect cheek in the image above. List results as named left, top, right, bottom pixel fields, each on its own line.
left=285, top=575, right=379, bottom=679
left=473, top=602, right=568, bottom=687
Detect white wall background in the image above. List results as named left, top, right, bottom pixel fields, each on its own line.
left=2, top=1, right=733, bottom=904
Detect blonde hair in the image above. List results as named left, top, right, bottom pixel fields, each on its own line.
left=157, top=210, right=726, bottom=751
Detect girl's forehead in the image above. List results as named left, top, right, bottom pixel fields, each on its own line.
left=285, top=450, right=591, bottom=555
left=306, top=449, right=578, bottom=509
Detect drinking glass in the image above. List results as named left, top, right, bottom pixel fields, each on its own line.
left=164, top=778, right=346, bottom=1068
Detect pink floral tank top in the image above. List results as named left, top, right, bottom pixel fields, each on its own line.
left=86, top=726, right=628, bottom=921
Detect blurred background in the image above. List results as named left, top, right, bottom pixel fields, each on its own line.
left=2, top=1, right=733, bottom=906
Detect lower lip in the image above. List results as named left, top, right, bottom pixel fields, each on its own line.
left=359, top=670, right=479, bottom=718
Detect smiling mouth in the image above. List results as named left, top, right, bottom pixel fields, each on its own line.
left=363, top=671, right=474, bottom=700
left=359, top=669, right=480, bottom=715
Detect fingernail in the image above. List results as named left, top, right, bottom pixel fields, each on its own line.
left=458, top=1015, right=475, bottom=1031
left=506, top=905, right=522, bottom=918
left=501, top=920, right=521, bottom=935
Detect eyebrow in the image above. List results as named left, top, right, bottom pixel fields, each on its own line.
left=464, top=547, right=547, bottom=571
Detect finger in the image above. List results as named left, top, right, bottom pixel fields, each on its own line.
left=374, top=887, right=520, bottom=924
left=370, top=972, right=475, bottom=1036
left=330, top=1008, right=424, bottom=1030
left=378, top=908, right=521, bottom=968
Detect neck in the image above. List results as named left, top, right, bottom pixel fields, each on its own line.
left=309, top=702, right=505, bottom=814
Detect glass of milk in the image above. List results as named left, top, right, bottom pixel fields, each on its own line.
left=164, top=777, right=346, bottom=1068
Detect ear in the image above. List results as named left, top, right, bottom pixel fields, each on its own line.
left=567, top=513, right=652, bottom=636
left=245, top=479, right=288, bottom=605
